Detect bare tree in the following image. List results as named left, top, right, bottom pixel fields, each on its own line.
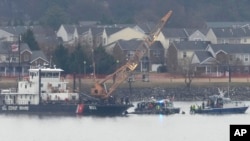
left=178, top=58, right=195, bottom=89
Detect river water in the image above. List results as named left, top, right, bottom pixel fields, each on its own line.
left=0, top=101, right=249, bottom=141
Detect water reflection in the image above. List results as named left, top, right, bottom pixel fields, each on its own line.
left=0, top=101, right=249, bottom=141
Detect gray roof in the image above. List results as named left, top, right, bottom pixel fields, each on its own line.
left=210, top=44, right=250, bottom=54
left=30, top=50, right=48, bottom=62
left=173, top=41, right=210, bottom=51
left=137, top=22, right=156, bottom=34
left=62, top=25, right=75, bottom=34
left=150, top=41, right=164, bottom=50
left=117, top=39, right=144, bottom=50
left=206, top=22, right=250, bottom=28
left=194, top=51, right=213, bottom=63
left=162, top=28, right=187, bottom=38
left=105, top=27, right=126, bottom=36
left=76, top=26, right=90, bottom=35
left=91, top=27, right=104, bottom=36
left=184, top=28, right=210, bottom=36
left=212, top=27, right=250, bottom=38
left=0, top=26, right=27, bottom=35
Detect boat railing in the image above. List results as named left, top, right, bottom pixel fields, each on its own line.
left=0, top=88, right=17, bottom=94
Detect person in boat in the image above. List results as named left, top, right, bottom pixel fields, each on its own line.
left=125, top=96, right=130, bottom=105
left=202, top=101, right=205, bottom=109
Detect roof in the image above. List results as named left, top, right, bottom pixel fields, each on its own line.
left=194, top=51, right=213, bottom=62
left=137, top=22, right=156, bottom=34
left=150, top=41, right=164, bottom=50
left=105, top=27, right=126, bottom=36
left=211, top=27, right=250, bottom=38
left=29, top=67, right=63, bottom=72
left=30, top=50, right=48, bottom=62
left=173, top=41, right=210, bottom=51
left=210, top=44, right=250, bottom=54
left=206, top=22, right=250, bottom=28
left=91, top=27, right=104, bottom=36
left=161, top=28, right=187, bottom=38
left=62, top=24, right=76, bottom=34
left=76, top=26, right=90, bottom=35
left=184, top=28, right=210, bottom=36
left=0, top=26, right=27, bottom=35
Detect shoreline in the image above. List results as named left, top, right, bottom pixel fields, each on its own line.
left=1, top=77, right=250, bottom=101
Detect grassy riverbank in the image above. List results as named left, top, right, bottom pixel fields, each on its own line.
left=1, top=77, right=250, bottom=91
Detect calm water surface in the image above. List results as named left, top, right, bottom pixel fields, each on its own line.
left=0, top=101, right=249, bottom=141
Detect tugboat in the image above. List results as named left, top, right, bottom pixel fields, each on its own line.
left=0, top=66, right=132, bottom=116
left=131, top=97, right=180, bottom=115
left=190, top=89, right=249, bottom=114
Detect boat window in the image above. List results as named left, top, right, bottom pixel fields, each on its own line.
left=58, top=84, right=61, bottom=87
left=53, top=73, right=59, bottom=78
left=25, top=85, right=27, bottom=89
left=46, top=72, right=53, bottom=78
left=41, top=72, right=46, bottom=78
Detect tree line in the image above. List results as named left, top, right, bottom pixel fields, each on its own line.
left=1, top=0, right=250, bottom=29
left=52, top=44, right=117, bottom=75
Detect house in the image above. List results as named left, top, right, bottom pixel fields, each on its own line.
left=184, top=28, right=210, bottom=41
left=137, top=22, right=168, bottom=51
left=0, top=26, right=27, bottom=42
left=167, top=41, right=210, bottom=72
left=161, top=28, right=187, bottom=44
left=207, top=44, right=250, bottom=73
left=111, top=39, right=165, bottom=72
left=0, top=42, right=48, bottom=76
left=191, top=51, right=219, bottom=76
left=112, top=39, right=145, bottom=71
left=206, top=22, right=250, bottom=28
left=149, top=41, right=166, bottom=72
left=206, top=27, right=250, bottom=44
left=106, top=27, right=145, bottom=45
left=30, top=50, right=49, bottom=67
left=56, top=24, right=78, bottom=46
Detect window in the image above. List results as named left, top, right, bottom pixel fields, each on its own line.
left=127, top=51, right=135, bottom=58
left=244, top=55, right=249, bottom=62
left=183, top=52, right=187, bottom=58
left=153, top=50, right=160, bottom=57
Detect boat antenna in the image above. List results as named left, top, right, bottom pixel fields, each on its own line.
left=91, top=48, right=96, bottom=82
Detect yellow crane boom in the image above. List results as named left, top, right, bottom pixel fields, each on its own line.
left=91, top=10, right=173, bottom=99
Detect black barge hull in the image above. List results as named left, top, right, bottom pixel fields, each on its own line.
left=0, top=103, right=132, bottom=116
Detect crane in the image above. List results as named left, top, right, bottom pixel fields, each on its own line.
left=91, top=10, right=173, bottom=99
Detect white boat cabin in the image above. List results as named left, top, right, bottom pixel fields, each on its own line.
left=0, top=66, right=79, bottom=105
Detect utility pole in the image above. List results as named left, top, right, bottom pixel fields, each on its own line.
left=18, top=35, right=21, bottom=81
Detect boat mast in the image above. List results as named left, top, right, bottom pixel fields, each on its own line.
left=38, top=69, right=42, bottom=104
left=228, top=65, right=231, bottom=98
